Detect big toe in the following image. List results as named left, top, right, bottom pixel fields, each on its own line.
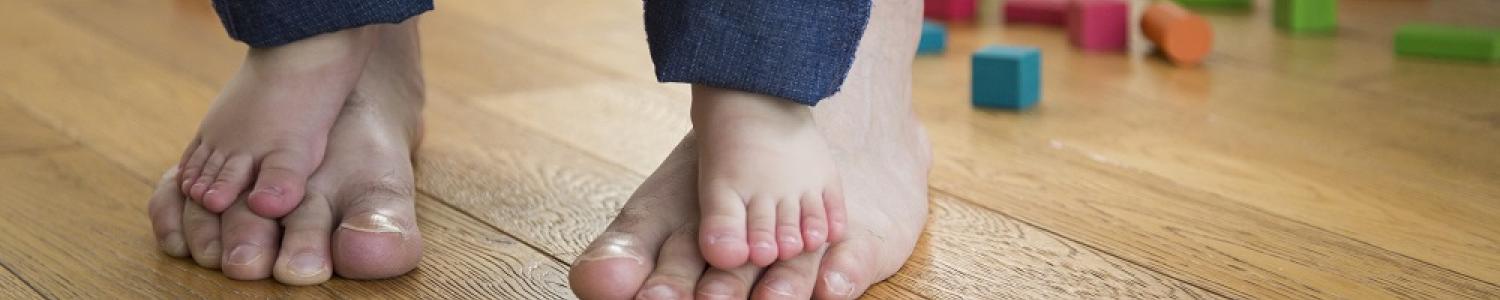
left=815, top=236, right=900, bottom=299
left=247, top=151, right=317, bottom=218
left=569, top=232, right=656, bottom=300
left=330, top=187, right=422, bottom=279
left=698, top=187, right=751, bottom=269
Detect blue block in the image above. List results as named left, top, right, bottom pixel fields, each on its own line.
left=972, top=45, right=1041, bottom=109
left=918, top=21, right=947, bottom=55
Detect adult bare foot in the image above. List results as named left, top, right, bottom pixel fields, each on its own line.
left=149, top=20, right=426, bottom=283
left=571, top=0, right=929, bottom=297
left=176, top=26, right=377, bottom=218
left=693, top=87, right=847, bottom=268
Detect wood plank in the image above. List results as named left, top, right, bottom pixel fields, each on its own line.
left=0, top=264, right=40, bottom=300
left=462, top=81, right=1221, bottom=298
left=920, top=23, right=1500, bottom=286
left=0, top=149, right=325, bottom=298
left=0, top=99, right=73, bottom=153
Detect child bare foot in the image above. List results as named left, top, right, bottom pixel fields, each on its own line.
left=692, top=87, right=847, bottom=268
left=176, top=27, right=377, bottom=218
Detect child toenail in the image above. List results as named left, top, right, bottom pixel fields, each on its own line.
left=807, top=229, right=824, bottom=242
left=574, top=232, right=644, bottom=264
left=289, top=252, right=325, bottom=277
left=779, top=234, right=799, bottom=245
left=340, top=212, right=404, bottom=236
left=227, top=244, right=261, bottom=265
left=699, top=280, right=734, bottom=296
left=824, top=271, right=854, bottom=296
left=252, top=186, right=283, bottom=197
left=640, top=284, right=677, bottom=299
left=766, top=279, right=795, bottom=295
left=754, top=241, right=775, bottom=251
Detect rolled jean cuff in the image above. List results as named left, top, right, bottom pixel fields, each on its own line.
left=213, top=0, right=433, bottom=48
left=645, top=0, right=871, bottom=105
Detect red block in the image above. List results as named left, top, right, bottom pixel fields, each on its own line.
left=926, top=0, right=976, bottom=21
left=1068, top=0, right=1129, bottom=51
left=1004, top=0, right=1070, bottom=26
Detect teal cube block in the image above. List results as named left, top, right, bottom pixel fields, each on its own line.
left=918, top=21, right=947, bottom=55
left=1172, top=0, right=1251, bottom=10
left=1395, top=23, right=1500, bottom=63
left=972, top=45, right=1041, bottom=110
left=1275, top=0, right=1337, bottom=33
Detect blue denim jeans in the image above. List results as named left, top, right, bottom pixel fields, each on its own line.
left=211, top=0, right=868, bottom=105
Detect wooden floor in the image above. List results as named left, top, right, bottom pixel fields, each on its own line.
left=0, top=0, right=1497, bottom=298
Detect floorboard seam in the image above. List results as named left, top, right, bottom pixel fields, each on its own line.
left=928, top=187, right=1241, bottom=300
left=416, top=190, right=572, bottom=267
left=0, top=258, right=49, bottom=300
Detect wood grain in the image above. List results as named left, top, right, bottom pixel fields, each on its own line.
left=0, top=100, right=73, bottom=153
left=0, top=263, right=40, bottom=300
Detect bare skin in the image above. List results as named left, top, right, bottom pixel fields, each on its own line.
left=692, top=87, right=847, bottom=268
left=570, top=0, right=931, bottom=298
left=176, top=26, right=379, bottom=219
left=149, top=21, right=426, bottom=284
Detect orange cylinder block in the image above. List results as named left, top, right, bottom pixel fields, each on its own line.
left=1142, top=2, right=1213, bottom=65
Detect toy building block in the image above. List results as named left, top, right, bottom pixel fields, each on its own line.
left=918, top=21, right=948, bottom=55
left=1172, top=0, right=1251, bottom=10
left=1395, top=23, right=1500, bottom=62
left=926, top=0, right=976, bottom=21
left=1068, top=0, right=1130, bottom=51
left=1004, top=0, right=1070, bottom=26
left=972, top=45, right=1042, bottom=109
left=1274, top=0, right=1337, bottom=33
left=1142, top=1, right=1214, bottom=65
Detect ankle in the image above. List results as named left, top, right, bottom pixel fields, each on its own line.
left=690, top=85, right=814, bottom=132
left=244, top=26, right=380, bottom=77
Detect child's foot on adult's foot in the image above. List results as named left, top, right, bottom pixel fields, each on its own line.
left=176, top=26, right=378, bottom=218
left=692, top=87, right=848, bottom=268
left=573, top=0, right=929, bottom=296
left=150, top=21, right=426, bottom=283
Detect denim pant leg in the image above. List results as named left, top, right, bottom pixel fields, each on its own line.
left=645, top=0, right=873, bottom=106
left=212, top=0, right=432, bottom=48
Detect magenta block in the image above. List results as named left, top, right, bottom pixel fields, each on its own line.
left=1004, top=0, right=1070, bottom=26
left=926, top=0, right=976, bottom=21
left=1067, top=0, right=1129, bottom=51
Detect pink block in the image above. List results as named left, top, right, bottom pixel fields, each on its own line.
left=1067, top=0, right=1129, bottom=51
left=1004, top=0, right=1070, bottom=26
left=925, top=0, right=976, bottom=21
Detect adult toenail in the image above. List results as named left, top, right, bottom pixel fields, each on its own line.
left=824, top=271, right=854, bottom=296
left=204, top=241, right=222, bottom=256
left=160, top=234, right=186, bottom=256
left=289, top=252, right=326, bottom=277
left=699, top=280, right=734, bottom=296
left=340, top=213, right=404, bottom=237
left=640, top=284, right=678, bottom=299
left=766, top=279, right=796, bottom=295
left=227, top=244, right=262, bottom=265
left=574, top=232, right=644, bottom=264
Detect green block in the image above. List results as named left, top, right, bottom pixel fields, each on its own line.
left=1395, top=23, right=1500, bottom=63
left=1172, top=0, right=1251, bottom=10
left=1274, top=0, right=1336, bottom=33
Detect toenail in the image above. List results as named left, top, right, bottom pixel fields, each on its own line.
left=160, top=234, right=187, bottom=256
left=824, top=271, right=854, bottom=296
left=204, top=241, right=222, bottom=256
left=779, top=235, right=799, bottom=245
left=252, top=186, right=284, bottom=198
left=204, top=189, right=217, bottom=198
left=640, top=284, right=678, bottom=299
left=754, top=241, right=775, bottom=251
left=706, top=234, right=739, bottom=246
left=227, top=244, right=262, bottom=265
left=340, top=212, right=405, bottom=237
left=699, top=280, right=734, bottom=296
left=574, top=232, right=645, bottom=265
left=766, top=279, right=796, bottom=295
left=289, top=252, right=326, bottom=277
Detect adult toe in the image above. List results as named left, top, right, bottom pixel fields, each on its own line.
left=218, top=200, right=281, bottom=280
left=273, top=192, right=335, bottom=285
left=633, top=226, right=706, bottom=300
left=329, top=182, right=422, bottom=279
left=149, top=169, right=189, bottom=257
